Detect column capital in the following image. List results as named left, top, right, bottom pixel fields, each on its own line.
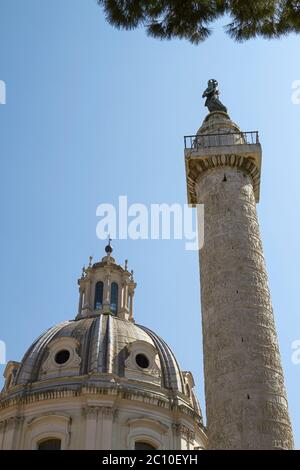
left=184, top=113, right=261, bottom=205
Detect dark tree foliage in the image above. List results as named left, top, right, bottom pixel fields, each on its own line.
left=97, top=0, right=300, bottom=44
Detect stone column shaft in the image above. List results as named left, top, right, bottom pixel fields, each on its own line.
left=185, top=111, right=294, bottom=450
left=196, top=166, right=293, bottom=449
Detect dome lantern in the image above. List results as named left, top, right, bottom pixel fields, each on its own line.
left=77, top=244, right=136, bottom=322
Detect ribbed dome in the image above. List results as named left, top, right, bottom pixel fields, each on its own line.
left=16, top=315, right=187, bottom=395
left=2, top=250, right=204, bottom=425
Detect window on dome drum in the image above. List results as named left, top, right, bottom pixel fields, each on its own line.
left=94, top=281, right=104, bottom=310
left=135, top=442, right=156, bottom=450
left=110, top=282, right=118, bottom=314
left=135, top=353, right=149, bottom=369
left=37, top=439, right=61, bottom=450
left=55, top=349, right=70, bottom=365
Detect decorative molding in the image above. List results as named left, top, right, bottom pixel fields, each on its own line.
left=185, top=151, right=261, bottom=206
left=127, top=417, right=168, bottom=435
left=83, top=406, right=100, bottom=419
left=0, top=383, right=205, bottom=435
left=125, top=341, right=161, bottom=386
left=126, top=417, right=168, bottom=450
left=0, top=415, right=24, bottom=430
left=172, top=423, right=195, bottom=442
left=41, top=337, right=81, bottom=377
left=82, top=405, right=117, bottom=420
left=27, top=413, right=71, bottom=428
left=102, top=406, right=117, bottom=418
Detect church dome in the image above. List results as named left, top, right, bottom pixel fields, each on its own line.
left=0, top=245, right=206, bottom=450
left=14, top=315, right=199, bottom=411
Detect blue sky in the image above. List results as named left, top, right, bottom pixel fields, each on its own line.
left=0, top=0, right=299, bottom=448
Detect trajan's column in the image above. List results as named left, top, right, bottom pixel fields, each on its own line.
left=184, top=80, right=294, bottom=450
